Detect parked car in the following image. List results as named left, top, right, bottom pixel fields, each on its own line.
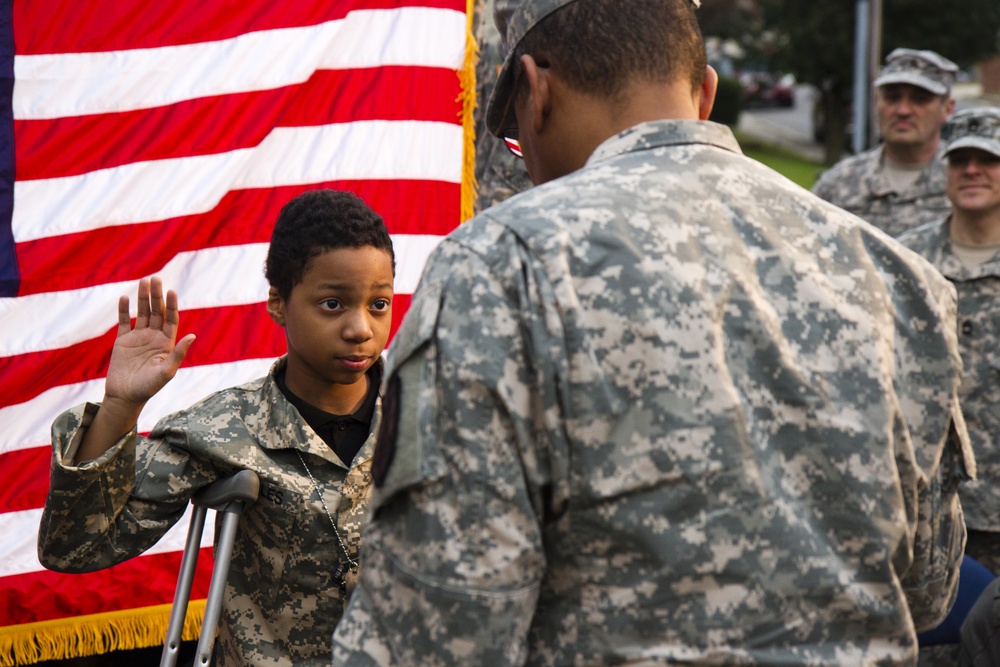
left=740, top=72, right=796, bottom=108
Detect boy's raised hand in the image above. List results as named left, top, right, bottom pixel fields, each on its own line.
left=104, top=276, right=196, bottom=409
left=74, top=277, right=196, bottom=464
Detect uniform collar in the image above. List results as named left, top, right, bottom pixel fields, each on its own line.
left=586, top=119, right=743, bottom=167
left=868, top=144, right=947, bottom=198
left=257, top=356, right=382, bottom=467
left=915, top=217, right=1000, bottom=281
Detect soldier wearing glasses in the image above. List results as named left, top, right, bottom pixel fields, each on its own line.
left=900, top=107, right=1000, bottom=578
left=333, top=1, right=972, bottom=664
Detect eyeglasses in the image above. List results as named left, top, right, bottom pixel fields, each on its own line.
left=498, top=61, right=524, bottom=159
left=947, top=150, right=1000, bottom=167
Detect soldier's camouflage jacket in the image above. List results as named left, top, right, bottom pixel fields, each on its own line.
left=900, top=218, right=1000, bottom=533
left=812, top=144, right=951, bottom=238
left=333, top=120, right=974, bottom=667
left=38, top=356, right=379, bottom=667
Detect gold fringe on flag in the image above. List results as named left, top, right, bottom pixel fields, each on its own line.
left=0, top=601, right=206, bottom=666
left=459, top=0, right=480, bottom=222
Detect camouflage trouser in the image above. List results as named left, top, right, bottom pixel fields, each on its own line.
left=919, top=643, right=962, bottom=667
left=965, top=530, right=1000, bottom=576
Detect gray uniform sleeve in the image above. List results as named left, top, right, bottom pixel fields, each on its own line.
left=899, top=410, right=972, bottom=631
left=333, top=245, right=550, bottom=666
left=811, top=166, right=836, bottom=200
left=889, top=263, right=976, bottom=631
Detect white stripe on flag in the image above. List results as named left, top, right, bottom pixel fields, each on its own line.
left=13, top=7, right=467, bottom=119
left=14, top=121, right=463, bottom=243
left=0, top=505, right=214, bottom=579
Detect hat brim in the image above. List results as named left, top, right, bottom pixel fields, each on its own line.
left=485, top=48, right=519, bottom=138
left=944, top=136, right=1000, bottom=159
left=873, top=72, right=948, bottom=96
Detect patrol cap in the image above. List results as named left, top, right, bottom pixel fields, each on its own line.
left=873, top=48, right=958, bottom=96
left=942, top=107, right=1000, bottom=159
left=485, top=0, right=701, bottom=138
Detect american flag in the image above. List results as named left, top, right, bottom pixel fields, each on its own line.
left=0, top=0, right=472, bottom=662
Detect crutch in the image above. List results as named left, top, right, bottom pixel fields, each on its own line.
left=160, top=470, right=260, bottom=667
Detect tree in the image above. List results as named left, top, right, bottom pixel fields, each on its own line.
left=753, top=0, right=1000, bottom=164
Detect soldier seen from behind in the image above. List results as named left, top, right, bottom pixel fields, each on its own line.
left=333, top=1, right=973, bottom=665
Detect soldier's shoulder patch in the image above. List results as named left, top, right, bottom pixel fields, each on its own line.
left=372, top=373, right=400, bottom=488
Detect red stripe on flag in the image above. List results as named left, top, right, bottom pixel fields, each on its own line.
left=15, top=181, right=458, bottom=297
left=15, top=0, right=466, bottom=54
left=16, top=67, right=462, bottom=181
left=389, top=294, right=411, bottom=351
left=1, top=550, right=215, bottom=624
left=0, top=448, right=50, bottom=513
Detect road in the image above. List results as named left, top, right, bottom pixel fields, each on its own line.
left=737, top=85, right=825, bottom=163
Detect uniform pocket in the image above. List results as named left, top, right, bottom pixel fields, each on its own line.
left=231, top=483, right=305, bottom=609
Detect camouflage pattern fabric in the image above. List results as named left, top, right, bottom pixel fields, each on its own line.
left=38, top=356, right=379, bottom=667
left=473, top=0, right=532, bottom=213
left=899, top=220, right=1000, bottom=539
left=873, top=48, right=959, bottom=97
left=333, top=120, right=974, bottom=666
left=965, top=530, right=1000, bottom=576
left=812, top=145, right=951, bottom=238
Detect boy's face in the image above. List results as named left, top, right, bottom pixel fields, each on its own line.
left=268, top=246, right=394, bottom=399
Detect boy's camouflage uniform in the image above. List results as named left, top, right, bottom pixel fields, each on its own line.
left=39, top=356, right=379, bottom=667
left=333, top=121, right=974, bottom=666
left=812, top=145, right=950, bottom=238
left=900, top=219, right=1000, bottom=572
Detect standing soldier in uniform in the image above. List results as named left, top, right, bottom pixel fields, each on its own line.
left=813, top=48, right=958, bottom=237
left=900, top=107, right=1000, bottom=577
left=334, top=1, right=973, bottom=665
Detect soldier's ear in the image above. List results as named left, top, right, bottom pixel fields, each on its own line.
left=266, top=287, right=286, bottom=327
left=699, top=65, right=719, bottom=121
left=520, top=54, right=551, bottom=135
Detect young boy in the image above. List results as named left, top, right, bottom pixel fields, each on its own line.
left=37, top=189, right=395, bottom=666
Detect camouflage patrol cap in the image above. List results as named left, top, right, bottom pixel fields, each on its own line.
left=873, top=48, right=958, bottom=96
left=942, top=107, right=1000, bottom=159
left=485, top=0, right=702, bottom=138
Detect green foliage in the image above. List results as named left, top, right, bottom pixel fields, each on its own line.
left=884, top=0, right=1000, bottom=65
left=709, top=76, right=743, bottom=126
left=742, top=0, right=1000, bottom=90
left=728, top=0, right=1000, bottom=163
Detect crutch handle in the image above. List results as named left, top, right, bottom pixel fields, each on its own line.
left=192, top=469, right=260, bottom=512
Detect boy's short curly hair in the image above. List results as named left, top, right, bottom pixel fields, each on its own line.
left=265, top=189, right=395, bottom=299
